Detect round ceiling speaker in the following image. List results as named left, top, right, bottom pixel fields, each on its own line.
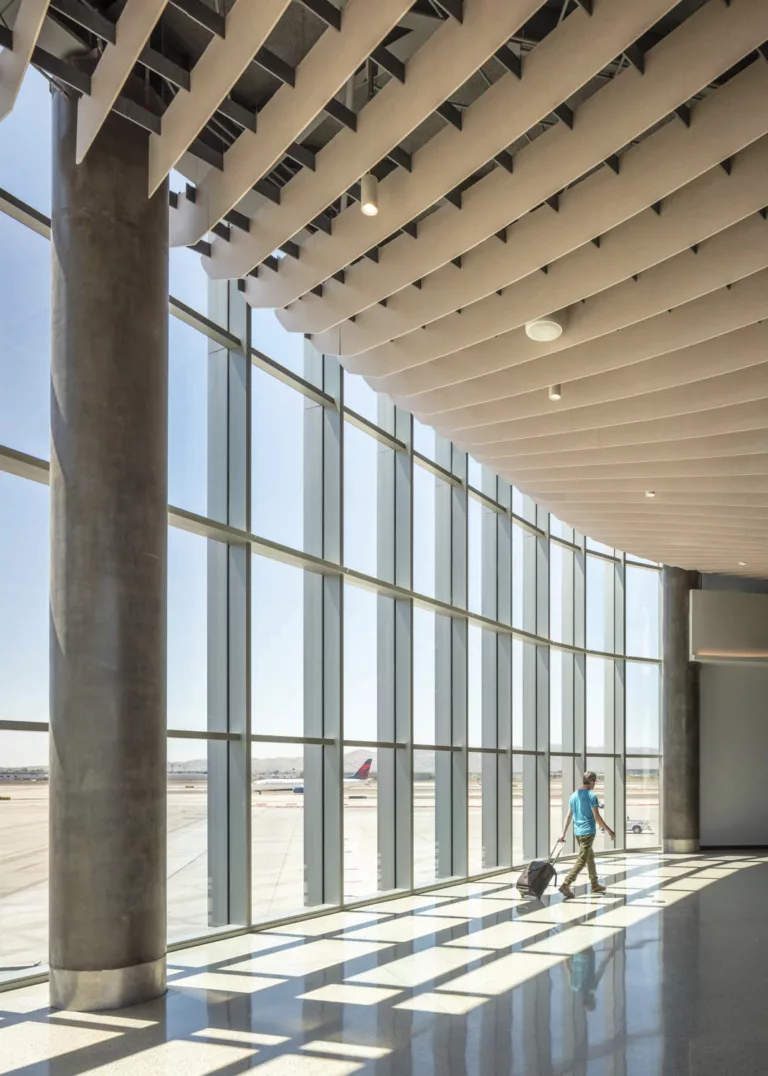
left=525, top=317, right=563, bottom=342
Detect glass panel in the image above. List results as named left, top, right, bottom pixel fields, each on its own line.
left=467, top=495, right=483, bottom=615
left=468, top=751, right=484, bottom=874
left=251, top=306, right=307, bottom=378
left=343, top=583, right=379, bottom=742
left=550, top=649, right=564, bottom=752
left=167, top=527, right=208, bottom=732
left=513, top=523, right=534, bottom=631
left=0, top=214, right=50, bottom=459
left=252, top=557, right=305, bottom=738
left=167, top=172, right=217, bottom=319
left=413, top=461, right=438, bottom=597
left=626, top=662, right=661, bottom=753
left=627, top=554, right=658, bottom=566
left=626, top=566, right=661, bottom=659
left=586, top=656, right=614, bottom=752
left=467, top=455, right=483, bottom=490
left=513, top=486, right=537, bottom=524
left=343, top=747, right=379, bottom=900
left=550, top=542, right=574, bottom=645
left=586, top=757, right=614, bottom=855
left=344, top=422, right=391, bottom=578
left=413, top=758, right=437, bottom=887
left=413, top=606, right=436, bottom=744
left=626, top=758, right=660, bottom=848
left=512, top=639, right=524, bottom=748
left=251, top=741, right=307, bottom=920
left=0, top=474, right=49, bottom=725
left=168, top=315, right=210, bottom=517
left=169, top=247, right=211, bottom=319
left=512, top=754, right=525, bottom=866
left=468, top=625, right=482, bottom=748
left=344, top=373, right=381, bottom=427
left=549, top=756, right=567, bottom=855
left=252, top=365, right=305, bottom=550
left=587, top=538, right=614, bottom=556
left=550, top=514, right=574, bottom=543
left=167, top=738, right=210, bottom=941
left=0, top=69, right=52, bottom=213
left=413, top=417, right=436, bottom=460
left=0, top=730, right=49, bottom=984
left=587, top=554, right=615, bottom=653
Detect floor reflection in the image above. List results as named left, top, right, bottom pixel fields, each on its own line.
left=0, top=853, right=766, bottom=1075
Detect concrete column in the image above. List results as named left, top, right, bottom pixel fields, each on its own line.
left=49, top=89, right=169, bottom=1010
left=662, top=566, right=700, bottom=853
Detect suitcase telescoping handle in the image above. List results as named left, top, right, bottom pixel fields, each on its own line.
left=548, top=841, right=565, bottom=864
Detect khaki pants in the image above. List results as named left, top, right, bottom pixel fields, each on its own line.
left=564, top=834, right=598, bottom=887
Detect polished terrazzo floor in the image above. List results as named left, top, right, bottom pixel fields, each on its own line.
left=1, top=852, right=767, bottom=1075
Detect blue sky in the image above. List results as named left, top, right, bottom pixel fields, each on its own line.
left=0, top=70, right=660, bottom=768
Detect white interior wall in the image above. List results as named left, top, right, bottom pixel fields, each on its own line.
left=699, top=574, right=768, bottom=847
left=700, top=662, right=768, bottom=846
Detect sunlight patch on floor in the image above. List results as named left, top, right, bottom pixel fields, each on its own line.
left=269, top=910, right=388, bottom=938
left=341, top=914, right=468, bottom=943
left=526, top=923, right=621, bottom=957
left=436, top=950, right=563, bottom=997
left=347, top=944, right=492, bottom=989
left=364, top=894, right=454, bottom=914
left=172, top=971, right=286, bottom=994
left=191, top=1028, right=289, bottom=1046
left=420, top=895, right=523, bottom=918
left=394, top=990, right=486, bottom=1015
left=170, top=931, right=295, bottom=967
left=301, top=1040, right=391, bottom=1060
left=229, top=939, right=390, bottom=977
left=48, top=1010, right=156, bottom=1030
left=299, top=983, right=402, bottom=1006
left=443, top=919, right=551, bottom=950
left=0, top=1022, right=121, bottom=1075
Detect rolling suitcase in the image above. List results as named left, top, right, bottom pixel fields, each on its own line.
left=516, top=843, right=563, bottom=899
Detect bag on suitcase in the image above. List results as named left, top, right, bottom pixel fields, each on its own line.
left=516, top=843, right=563, bottom=899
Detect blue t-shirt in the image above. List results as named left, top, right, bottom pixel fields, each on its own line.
left=570, top=788, right=598, bottom=836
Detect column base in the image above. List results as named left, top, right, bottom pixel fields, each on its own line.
left=663, top=838, right=700, bottom=854
left=50, top=956, right=166, bottom=1012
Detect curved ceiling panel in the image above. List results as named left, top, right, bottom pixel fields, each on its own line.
left=3, top=0, right=765, bottom=572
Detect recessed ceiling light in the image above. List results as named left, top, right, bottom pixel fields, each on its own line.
left=548, top=384, right=562, bottom=401
left=526, top=317, right=563, bottom=342
left=739, top=561, right=747, bottom=567
left=360, top=173, right=378, bottom=216
left=645, top=490, right=656, bottom=498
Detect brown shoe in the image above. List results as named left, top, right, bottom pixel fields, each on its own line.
left=591, top=883, right=607, bottom=894
left=559, top=882, right=575, bottom=900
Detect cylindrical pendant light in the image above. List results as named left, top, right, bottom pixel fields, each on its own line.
left=548, top=384, right=562, bottom=401
left=360, top=172, right=378, bottom=216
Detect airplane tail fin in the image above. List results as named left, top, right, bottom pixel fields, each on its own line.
left=352, top=758, right=372, bottom=780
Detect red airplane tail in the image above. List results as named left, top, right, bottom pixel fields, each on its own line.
left=352, top=758, right=372, bottom=780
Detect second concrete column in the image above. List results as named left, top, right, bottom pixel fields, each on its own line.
left=661, top=566, right=700, bottom=854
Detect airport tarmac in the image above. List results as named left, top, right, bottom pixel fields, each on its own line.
left=0, top=780, right=659, bottom=985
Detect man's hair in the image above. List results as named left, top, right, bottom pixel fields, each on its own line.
left=583, top=771, right=597, bottom=786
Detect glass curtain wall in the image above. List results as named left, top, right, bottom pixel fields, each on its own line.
left=0, top=97, right=662, bottom=986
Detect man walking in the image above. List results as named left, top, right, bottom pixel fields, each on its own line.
left=558, top=771, right=615, bottom=899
